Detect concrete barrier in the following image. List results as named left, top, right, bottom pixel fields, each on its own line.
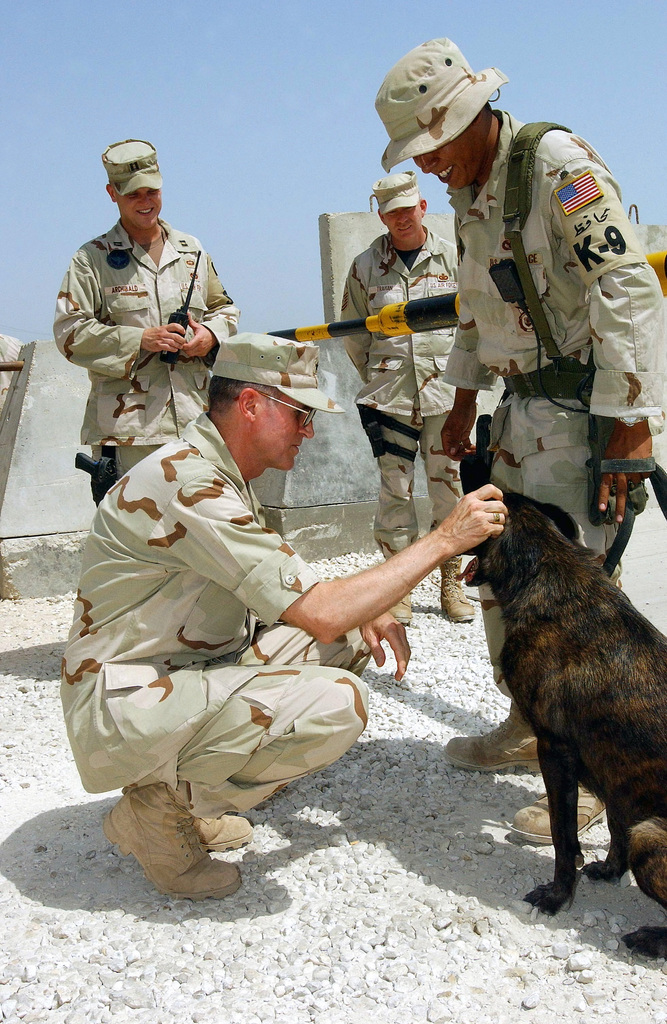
left=0, top=217, right=665, bottom=596
left=0, top=341, right=94, bottom=597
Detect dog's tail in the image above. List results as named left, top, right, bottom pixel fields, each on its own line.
left=629, top=818, right=667, bottom=908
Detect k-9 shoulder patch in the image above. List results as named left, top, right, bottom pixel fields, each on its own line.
left=553, top=172, right=606, bottom=216
left=554, top=172, right=604, bottom=215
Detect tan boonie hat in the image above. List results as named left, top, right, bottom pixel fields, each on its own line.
left=375, top=39, right=508, bottom=172
left=371, top=171, right=421, bottom=214
left=102, top=139, right=163, bottom=195
left=212, top=333, right=344, bottom=414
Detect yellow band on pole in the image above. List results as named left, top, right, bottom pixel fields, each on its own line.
left=291, top=325, right=334, bottom=342
left=647, top=251, right=667, bottom=296
left=376, top=302, right=412, bottom=336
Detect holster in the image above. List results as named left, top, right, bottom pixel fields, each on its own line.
left=357, top=405, right=420, bottom=462
left=75, top=446, right=118, bottom=506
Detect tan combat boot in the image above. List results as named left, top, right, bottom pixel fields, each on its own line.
left=193, top=814, right=253, bottom=852
left=445, top=702, right=540, bottom=771
left=103, top=783, right=241, bottom=900
left=440, top=557, right=475, bottom=623
left=510, top=785, right=606, bottom=844
left=390, top=593, right=412, bottom=625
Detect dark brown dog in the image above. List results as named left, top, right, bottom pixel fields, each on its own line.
left=463, top=491, right=667, bottom=957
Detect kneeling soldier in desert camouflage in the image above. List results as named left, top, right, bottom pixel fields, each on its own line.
left=61, top=333, right=506, bottom=900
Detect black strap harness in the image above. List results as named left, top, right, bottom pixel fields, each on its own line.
left=357, top=405, right=421, bottom=462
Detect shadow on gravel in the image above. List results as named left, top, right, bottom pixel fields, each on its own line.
left=0, top=641, right=65, bottom=680
left=0, top=797, right=291, bottom=922
left=241, top=736, right=666, bottom=970
left=1, top=738, right=663, bottom=969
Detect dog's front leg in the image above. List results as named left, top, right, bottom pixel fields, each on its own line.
left=524, top=736, right=581, bottom=915
left=583, top=808, right=627, bottom=881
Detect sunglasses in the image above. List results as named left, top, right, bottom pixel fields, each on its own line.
left=261, top=392, right=317, bottom=427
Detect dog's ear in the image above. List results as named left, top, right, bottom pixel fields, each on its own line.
left=533, top=500, right=578, bottom=542
left=460, top=453, right=491, bottom=494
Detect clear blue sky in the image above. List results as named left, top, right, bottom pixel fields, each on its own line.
left=1, top=0, right=665, bottom=344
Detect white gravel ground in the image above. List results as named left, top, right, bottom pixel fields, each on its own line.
left=1, top=554, right=667, bottom=1024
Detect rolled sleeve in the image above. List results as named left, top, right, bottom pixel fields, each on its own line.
left=234, top=547, right=320, bottom=624
left=444, top=338, right=497, bottom=390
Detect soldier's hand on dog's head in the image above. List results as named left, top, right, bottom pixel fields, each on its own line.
left=439, top=484, right=507, bottom=553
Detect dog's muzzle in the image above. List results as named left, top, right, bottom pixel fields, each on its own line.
left=458, top=557, right=479, bottom=585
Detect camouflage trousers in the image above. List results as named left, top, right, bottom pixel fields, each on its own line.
left=375, top=410, right=462, bottom=557
left=483, top=398, right=617, bottom=696
left=139, top=623, right=370, bottom=819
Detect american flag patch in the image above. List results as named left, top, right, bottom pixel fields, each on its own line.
left=555, top=172, right=604, bottom=215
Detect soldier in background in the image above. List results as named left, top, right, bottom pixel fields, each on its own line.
left=341, top=172, right=474, bottom=625
left=375, top=38, right=664, bottom=843
left=53, top=139, right=239, bottom=485
left=61, top=333, right=506, bottom=901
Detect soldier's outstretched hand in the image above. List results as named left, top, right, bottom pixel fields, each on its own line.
left=361, top=614, right=410, bottom=681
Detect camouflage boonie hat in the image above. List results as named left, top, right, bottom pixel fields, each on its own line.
left=212, top=333, right=344, bottom=414
left=375, top=39, right=508, bottom=172
left=102, top=139, right=163, bottom=195
left=371, top=171, right=421, bottom=214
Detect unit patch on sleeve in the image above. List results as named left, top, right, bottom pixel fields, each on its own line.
left=555, top=172, right=604, bottom=216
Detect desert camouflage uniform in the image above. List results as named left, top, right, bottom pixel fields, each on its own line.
left=0, top=334, right=21, bottom=416
left=53, top=219, right=239, bottom=463
left=444, top=112, right=664, bottom=684
left=61, top=414, right=369, bottom=817
left=341, top=229, right=461, bottom=554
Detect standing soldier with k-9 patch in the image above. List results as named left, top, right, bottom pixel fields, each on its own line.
left=54, top=139, right=239, bottom=490
left=375, top=39, right=664, bottom=844
left=341, top=171, right=474, bottom=625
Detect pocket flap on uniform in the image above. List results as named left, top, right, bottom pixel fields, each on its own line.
left=106, top=290, right=150, bottom=314
left=103, top=662, right=168, bottom=707
left=369, top=356, right=403, bottom=371
left=102, top=662, right=209, bottom=761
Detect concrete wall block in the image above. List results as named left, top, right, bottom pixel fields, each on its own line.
left=0, top=531, right=87, bottom=600
left=0, top=339, right=94, bottom=539
left=263, top=497, right=433, bottom=562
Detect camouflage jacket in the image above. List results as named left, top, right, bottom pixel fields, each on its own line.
left=445, top=112, right=664, bottom=420
left=53, top=220, right=240, bottom=445
left=340, top=228, right=458, bottom=416
left=60, top=413, right=320, bottom=792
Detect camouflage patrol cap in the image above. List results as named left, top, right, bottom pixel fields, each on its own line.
left=212, top=333, right=344, bottom=414
left=102, top=139, right=163, bottom=195
left=375, top=39, right=508, bottom=172
left=371, top=171, right=421, bottom=214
